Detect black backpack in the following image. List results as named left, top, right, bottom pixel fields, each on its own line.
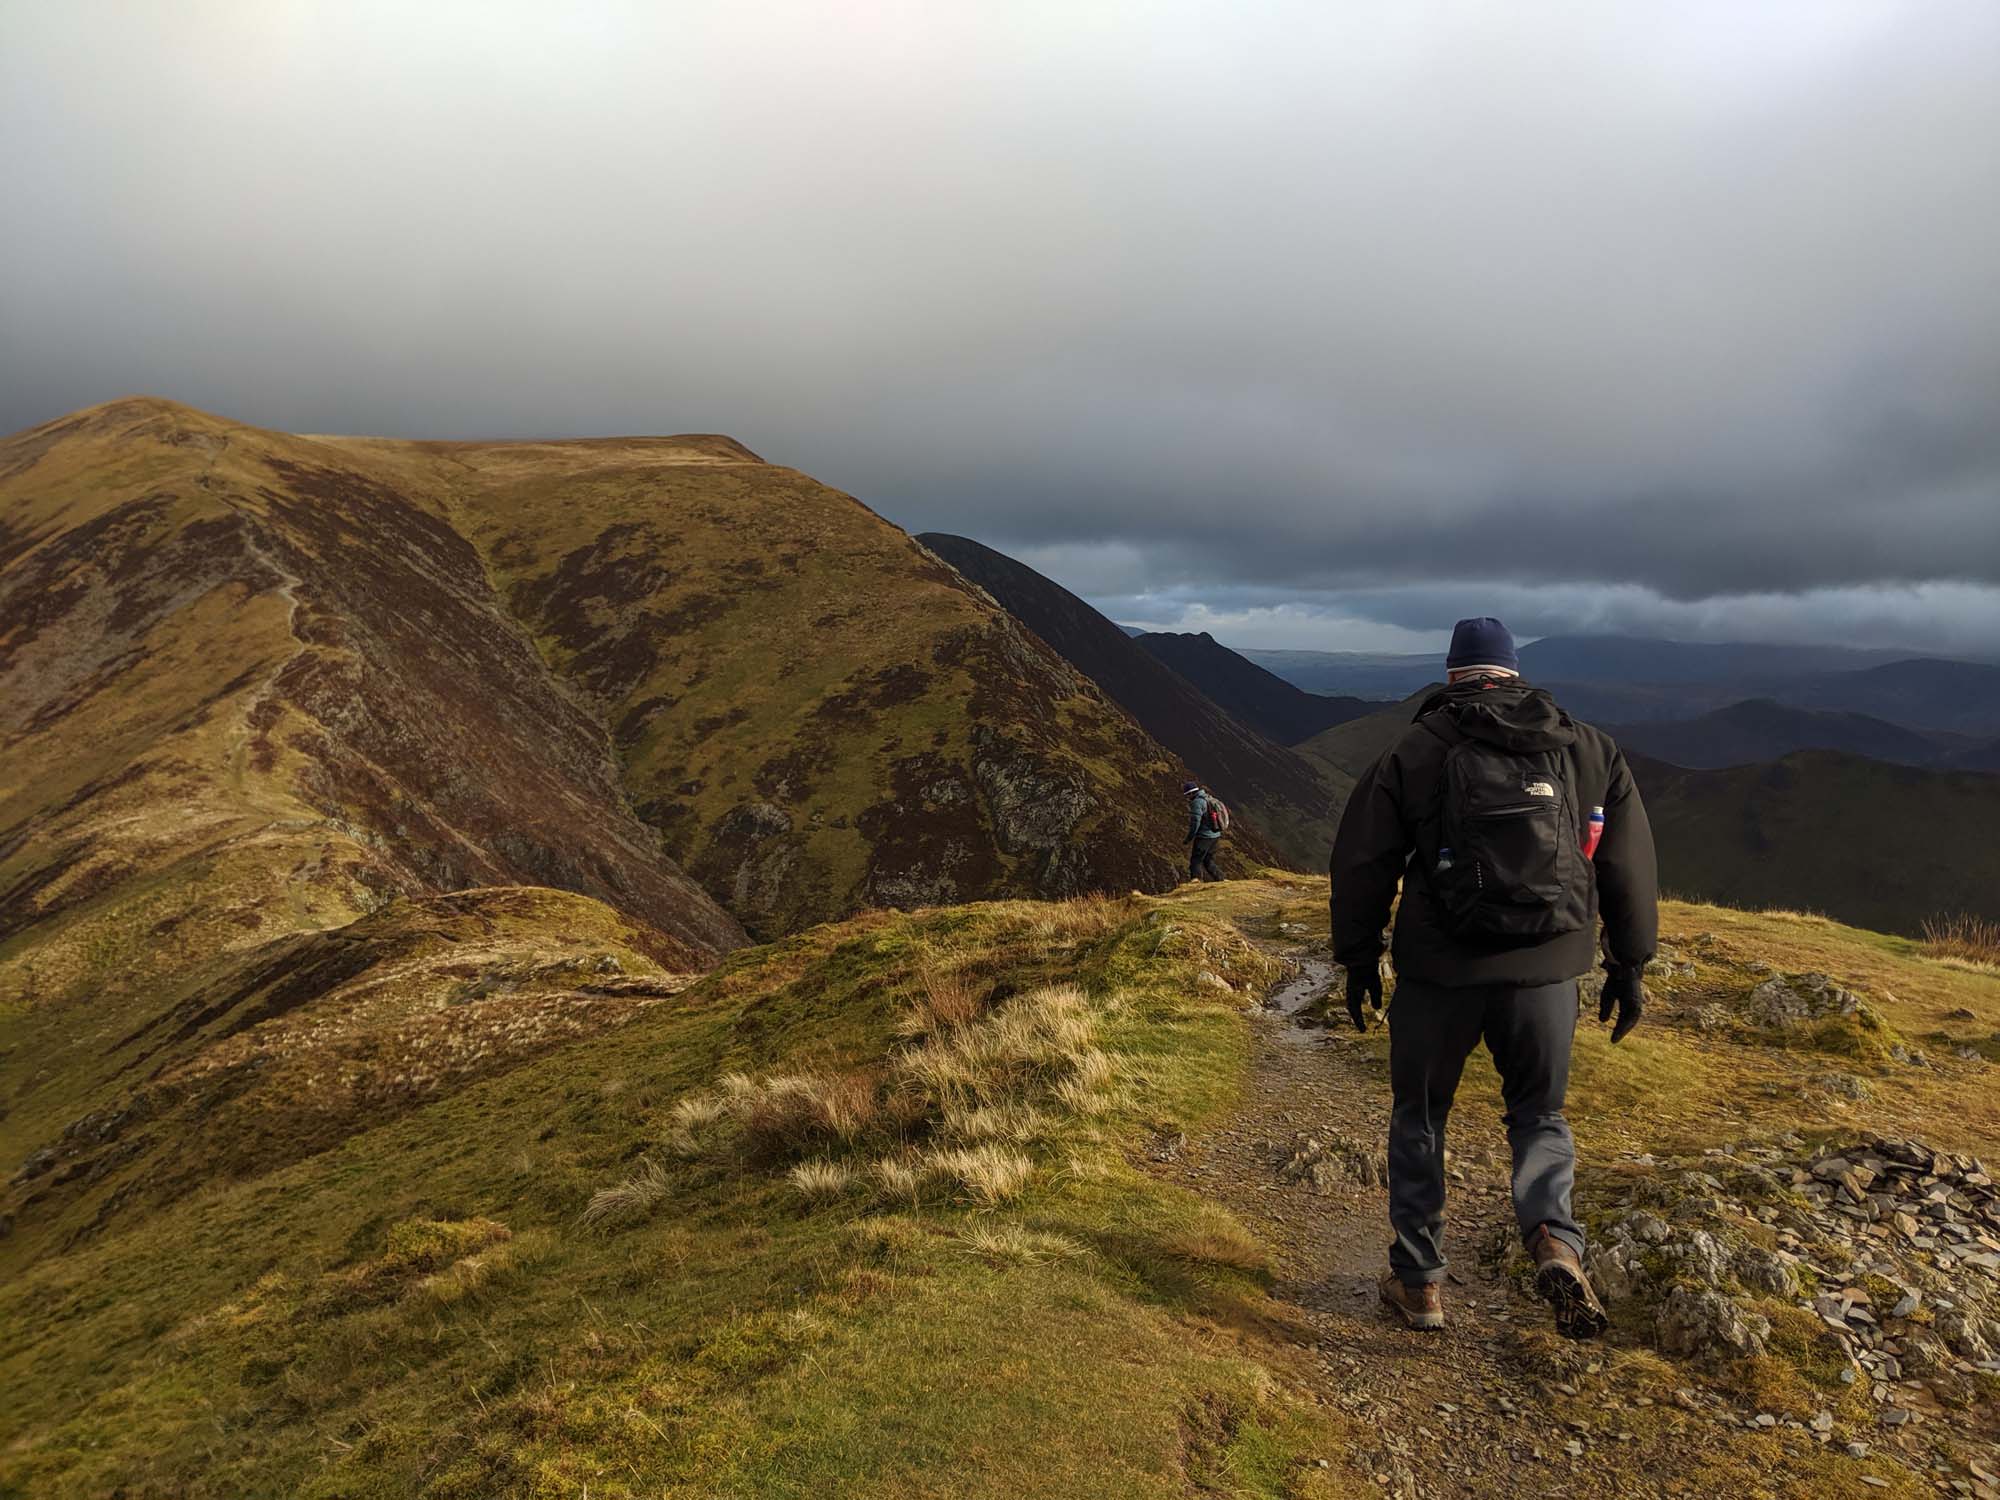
left=1419, top=718, right=1591, bottom=940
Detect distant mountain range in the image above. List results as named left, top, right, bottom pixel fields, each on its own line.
left=1605, top=699, right=1987, bottom=771
left=1246, top=635, right=2000, bottom=737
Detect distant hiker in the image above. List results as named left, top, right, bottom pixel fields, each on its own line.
left=1328, top=617, right=1657, bottom=1338
left=1182, top=780, right=1229, bottom=882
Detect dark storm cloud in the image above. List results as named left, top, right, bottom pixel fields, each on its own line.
left=5, top=2, right=1998, bottom=648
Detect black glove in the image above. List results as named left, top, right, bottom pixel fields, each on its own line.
left=1598, top=965, right=1644, bottom=1043
left=1345, top=964, right=1384, bottom=1032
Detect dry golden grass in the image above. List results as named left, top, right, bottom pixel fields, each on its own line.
left=648, top=977, right=1116, bottom=1214
left=1922, top=912, right=2000, bottom=966
left=870, top=1157, right=928, bottom=1205
left=786, top=1160, right=858, bottom=1203
left=1160, top=1220, right=1268, bottom=1273
left=579, top=1158, right=672, bottom=1228
left=899, top=952, right=985, bottom=1038
left=709, top=1070, right=883, bottom=1159
left=922, top=1145, right=1035, bottom=1206
left=955, top=1223, right=1089, bottom=1266
left=901, top=984, right=1097, bottom=1107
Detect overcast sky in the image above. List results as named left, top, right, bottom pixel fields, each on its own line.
left=6, top=2, right=1998, bottom=654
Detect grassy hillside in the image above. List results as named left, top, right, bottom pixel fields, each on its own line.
left=318, top=430, right=1187, bottom=936
left=7, top=876, right=1999, bottom=1496
left=1, top=400, right=1192, bottom=966
left=0, top=891, right=1350, bottom=1499
left=1631, top=750, right=2000, bottom=934
left=1295, top=689, right=1431, bottom=782
left=1607, top=699, right=1962, bottom=770
left=916, top=533, right=1348, bottom=870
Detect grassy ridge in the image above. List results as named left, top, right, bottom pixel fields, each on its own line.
left=0, top=895, right=1362, bottom=1499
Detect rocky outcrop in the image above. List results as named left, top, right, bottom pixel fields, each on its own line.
left=1583, top=1133, right=2000, bottom=1417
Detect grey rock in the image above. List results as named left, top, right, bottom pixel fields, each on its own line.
left=1657, top=1286, right=1770, bottom=1358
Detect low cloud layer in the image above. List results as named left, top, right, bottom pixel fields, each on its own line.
left=5, top=2, right=1997, bottom=651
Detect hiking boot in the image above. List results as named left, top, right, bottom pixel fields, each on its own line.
left=1379, top=1272, right=1445, bottom=1331
left=1528, top=1225, right=1608, bottom=1340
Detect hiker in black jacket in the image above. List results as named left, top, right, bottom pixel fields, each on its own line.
left=1329, top=617, right=1657, bottom=1338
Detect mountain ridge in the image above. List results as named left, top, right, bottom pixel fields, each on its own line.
left=916, top=533, right=1347, bottom=870
left=1133, top=630, right=1378, bottom=745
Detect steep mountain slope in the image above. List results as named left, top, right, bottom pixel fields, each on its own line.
left=916, top=534, right=1346, bottom=869
left=390, top=438, right=1185, bottom=933
left=1, top=398, right=1194, bottom=1255
left=1607, top=698, right=1962, bottom=770
left=1134, top=630, right=1377, bottom=744
left=1629, top=750, right=2000, bottom=934
left=1295, top=688, right=1436, bottom=781
left=2, top=400, right=1188, bottom=957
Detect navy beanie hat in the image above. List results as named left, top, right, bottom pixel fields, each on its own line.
left=1446, top=617, right=1518, bottom=673
left=1182, top=779, right=1201, bottom=795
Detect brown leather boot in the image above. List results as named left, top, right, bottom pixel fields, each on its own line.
left=1528, top=1224, right=1608, bottom=1340
left=1379, top=1272, right=1445, bottom=1331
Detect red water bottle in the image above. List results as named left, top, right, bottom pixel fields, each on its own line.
left=1582, top=805, right=1605, bottom=860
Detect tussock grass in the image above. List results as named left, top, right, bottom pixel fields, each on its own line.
left=1922, top=912, right=2000, bottom=966
left=579, top=1157, right=672, bottom=1228
left=645, top=976, right=1128, bottom=1215
left=956, top=1222, right=1089, bottom=1266
left=922, top=1145, right=1035, bottom=1206
left=1160, top=1220, right=1268, bottom=1273
left=787, top=1159, right=858, bottom=1203
left=899, top=952, right=985, bottom=1037
left=868, top=1157, right=928, bottom=1205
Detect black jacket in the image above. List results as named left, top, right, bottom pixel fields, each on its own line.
left=1329, top=679, right=1658, bottom=988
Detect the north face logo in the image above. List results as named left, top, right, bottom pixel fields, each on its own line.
left=1523, top=780, right=1556, bottom=798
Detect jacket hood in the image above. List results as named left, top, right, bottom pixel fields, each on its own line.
left=1414, top=679, right=1576, bottom=752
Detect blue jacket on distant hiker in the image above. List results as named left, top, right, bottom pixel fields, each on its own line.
left=1182, top=781, right=1227, bottom=882
left=1327, top=617, right=1658, bottom=1340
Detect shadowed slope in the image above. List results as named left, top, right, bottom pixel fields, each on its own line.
left=917, top=533, right=1346, bottom=869
left=1607, top=698, right=1966, bottom=770
left=1134, top=630, right=1377, bottom=745
left=1628, top=750, right=2000, bottom=934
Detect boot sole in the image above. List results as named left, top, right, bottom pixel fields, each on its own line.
left=1379, top=1285, right=1445, bottom=1331
left=1535, top=1263, right=1608, bottom=1340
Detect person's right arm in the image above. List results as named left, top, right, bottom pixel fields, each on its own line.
left=1329, top=752, right=1411, bottom=970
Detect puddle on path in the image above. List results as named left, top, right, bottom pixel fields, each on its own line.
left=1265, top=956, right=1335, bottom=1041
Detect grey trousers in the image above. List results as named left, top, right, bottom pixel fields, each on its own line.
left=1386, top=976, right=1584, bottom=1286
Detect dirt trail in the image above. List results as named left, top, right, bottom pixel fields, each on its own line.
left=1165, top=922, right=1917, bottom=1499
